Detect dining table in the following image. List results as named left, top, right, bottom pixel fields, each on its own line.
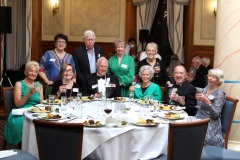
left=21, top=98, right=193, bottom=160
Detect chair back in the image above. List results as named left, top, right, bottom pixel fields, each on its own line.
left=160, top=86, right=165, bottom=102
left=33, top=119, right=83, bottom=160
left=167, top=118, right=210, bottom=160
left=221, top=96, right=238, bottom=148
left=2, top=87, right=15, bottom=120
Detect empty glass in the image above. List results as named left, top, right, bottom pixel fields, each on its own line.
left=48, top=95, right=55, bottom=106
left=61, top=96, right=67, bottom=111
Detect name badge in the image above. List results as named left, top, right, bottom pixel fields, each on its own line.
left=73, top=88, right=79, bottom=92
left=135, top=84, right=141, bottom=88
left=92, top=84, right=98, bottom=89
left=49, top=58, right=55, bottom=62
left=121, top=64, right=127, bottom=68
left=208, top=95, right=215, bottom=100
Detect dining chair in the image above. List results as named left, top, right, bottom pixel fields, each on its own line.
left=221, top=96, right=239, bottom=149
left=2, top=87, right=15, bottom=120
left=201, top=145, right=240, bottom=160
left=33, top=119, right=84, bottom=160
left=1, top=149, right=37, bottom=160
left=152, top=118, right=210, bottom=160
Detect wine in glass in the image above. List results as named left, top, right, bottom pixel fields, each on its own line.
left=154, top=62, right=161, bottom=77
left=104, top=104, right=112, bottom=115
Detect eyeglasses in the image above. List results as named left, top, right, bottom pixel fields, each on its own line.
left=64, top=69, right=73, bottom=73
left=56, top=41, right=66, bottom=44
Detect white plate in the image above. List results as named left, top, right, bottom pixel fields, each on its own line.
left=83, top=124, right=105, bottom=127
left=112, top=97, right=129, bottom=102
left=132, top=122, right=158, bottom=127
left=159, top=115, right=184, bottom=120
left=42, top=99, right=61, bottom=105
left=38, top=114, right=66, bottom=121
left=159, top=105, right=182, bottom=111
left=28, top=106, right=53, bottom=113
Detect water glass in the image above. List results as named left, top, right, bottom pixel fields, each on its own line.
left=129, top=91, right=134, bottom=102
left=61, top=96, right=67, bottom=111
left=76, top=92, right=82, bottom=103
left=48, top=95, right=55, bottom=106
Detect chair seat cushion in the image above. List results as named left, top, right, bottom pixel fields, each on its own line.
left=1, top=149, right=37, bottom=160
left=201, top=145, right=240, bottom=160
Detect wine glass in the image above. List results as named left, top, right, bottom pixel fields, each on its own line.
left=76, top=92, right=82, bottom=104
left=48, top=95, right=55, bottom=106
left=154, top=62, right=161, bottom=77
left=104, top=103, right=112, bottom=115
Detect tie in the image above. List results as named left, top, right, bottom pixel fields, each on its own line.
left=97, top=75, right=105, bottom=80
left=175, top=84, right=180, bottom=89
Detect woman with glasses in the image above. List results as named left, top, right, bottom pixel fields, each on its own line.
left=138, top=42, right=170, bottom=87
left=39, top=33, right=76, bottom=98
left=52, top=63, right=80, bottom=99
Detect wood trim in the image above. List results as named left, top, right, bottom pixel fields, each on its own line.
left=193, top=45, right=214, bottom=67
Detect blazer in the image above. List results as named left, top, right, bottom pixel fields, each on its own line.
left=72, top=44, right=104, bottom=85
left=166, top=80, right=197, bottom=116
left=82, top=73, right=121, bottom=98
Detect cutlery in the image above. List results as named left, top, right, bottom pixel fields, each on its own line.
left=63, top=117, right=78, bottom=123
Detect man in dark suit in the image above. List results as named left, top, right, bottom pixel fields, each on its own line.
left=72, top=30, right=104, bottom=86
left=186, top=56, right=208, bottom=88
left=166, top=65, right=197, bottom=116
left=83, top=57, right=121, bottom=98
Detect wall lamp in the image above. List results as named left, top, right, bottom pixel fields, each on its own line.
left=52, top=0, right=59, bottom=15
left=213, top=1, right=217, bottom=17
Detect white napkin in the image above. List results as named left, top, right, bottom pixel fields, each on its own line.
left=12, top=108, right=29, bottom=115
left=0, top=150, right=17, bottom=158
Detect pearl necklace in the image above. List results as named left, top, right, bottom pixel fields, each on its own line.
left=205, top=87, right=219, bottom=95
left=24, top=78, right=35, bottom=87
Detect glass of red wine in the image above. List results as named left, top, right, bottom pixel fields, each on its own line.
left=104, top=103, right=112, bottom=115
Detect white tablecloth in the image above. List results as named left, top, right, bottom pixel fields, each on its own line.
left=22, top=101, right=189, bottom=160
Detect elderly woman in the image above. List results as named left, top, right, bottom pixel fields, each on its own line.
left=108, top=38, right=135, bottom=97
left=195, top=68, right=226, bottom=148
left=4, top=61, right=44, bottom=145
left=130, top=65, right=162, bottom=101
left=52, top=63, right=80, bottom=99
left=39, top=33, right=76, bottom=98
left=138, top=42, right=170, bottom=87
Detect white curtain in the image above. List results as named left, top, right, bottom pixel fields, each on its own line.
left=134, top=0, right=159, bottom=54
left=167, top=0, right=189, bottom=63
left=26, top=0, right=32, bottom=62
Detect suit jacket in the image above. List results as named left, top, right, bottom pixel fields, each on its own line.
left=166, top=80, right=197, bottom=116
left=191, top=64, right=208, bottom=88
left=82, top=73, right=121, bottom=98
left=72, top=44, right=104, bottom=85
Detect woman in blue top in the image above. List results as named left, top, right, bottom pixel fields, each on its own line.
left=39, top=33, right=76, bottom=98
left=130, top=65, right=162, bottom=101
left=4, top=61, right=44, bottom=145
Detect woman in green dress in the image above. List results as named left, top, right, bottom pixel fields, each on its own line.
left=108, top=38, right=135, bottom=97
left=130, top=65, right=162, bottom=101
left=4, top=61, right=44, bottom=145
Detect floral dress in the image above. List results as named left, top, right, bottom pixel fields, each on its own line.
left=195, top=86, right=226, bottom=148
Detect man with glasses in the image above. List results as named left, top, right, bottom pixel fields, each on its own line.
left=186, top=56, right=208, bottom=88
left=72, top=30, right=104, bottom=87
left=166, top=65, right=197, bottom=116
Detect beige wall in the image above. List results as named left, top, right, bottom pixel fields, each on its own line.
left=42, top=0, right=126, bottom=42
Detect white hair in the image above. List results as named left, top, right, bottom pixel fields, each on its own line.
left=139, top=65, right=154, bottom=79
left=83, top=30, right=96, bottom=39
left=208, top=68, right=224, bottom=86
left=202, top=57, right=210, bottom=66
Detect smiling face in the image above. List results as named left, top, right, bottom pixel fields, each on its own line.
left=97, top=58, right=108, bottom=76
left=146, top=46, right=156, bottom=59
left=173, top=65, right=187, bottom=85
left=207, top=74, right=219, bottom=88
left=25, top=66, right=39, bottom=81
left=55, top=38, right=67, bottom=51
left=141, top=69, right=151, bottom=83
left=62, top=65, right=74, bottom=80
left=115, top=43, right=125, bottom=56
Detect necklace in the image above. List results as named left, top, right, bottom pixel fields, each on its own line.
left=24, top=78, right=35, bottom=87
left=54, top=49, right=66, bottom=59
left=205, top=87, right=219, bottom=96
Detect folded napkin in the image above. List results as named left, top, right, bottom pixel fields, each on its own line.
left=0, top=150, right=17, bottom=158
left=12, top=108, right=29, bottom=115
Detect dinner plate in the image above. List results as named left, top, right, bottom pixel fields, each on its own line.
left=81, top=96, right=91, bottom=102
left=132, top=122, right=158, bottom=127
left=42, top=99, right=61, bottom=105
left=112, top=97, right=129, bottom=102
left=159, top=115, right=184, bottom=120
left=38, top=114, right=66, bottom=121
left=28, top=107, right=53, bottom=113
left=159, top=106, right=182, bottom=111
left=83, top=124, right=104, bottom=127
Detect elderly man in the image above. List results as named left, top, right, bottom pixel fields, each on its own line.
left=82, top=57, right=121, bottom=98
left=166, top=65, right=197, bottom=116
left=73, top=30, right=104, bottom=86
left=186, top=56, right=208, bottom=88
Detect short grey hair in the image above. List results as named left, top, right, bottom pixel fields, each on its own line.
left=114, top=38, right=126, bottom=47
left=139, top=65, right=154, bottom=79
left=145, top=42, right=158, bottom=53
left=83, top=30, right=96, bottom=39
left=25, top=61, right=40, bottom=72
left=208, top=68, right=224, bottom=86
left=202, top=57, right=210, bottom=66
left=96, top=57, right=108, bottom=66
left=193, top=56, right=202, bottom=64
